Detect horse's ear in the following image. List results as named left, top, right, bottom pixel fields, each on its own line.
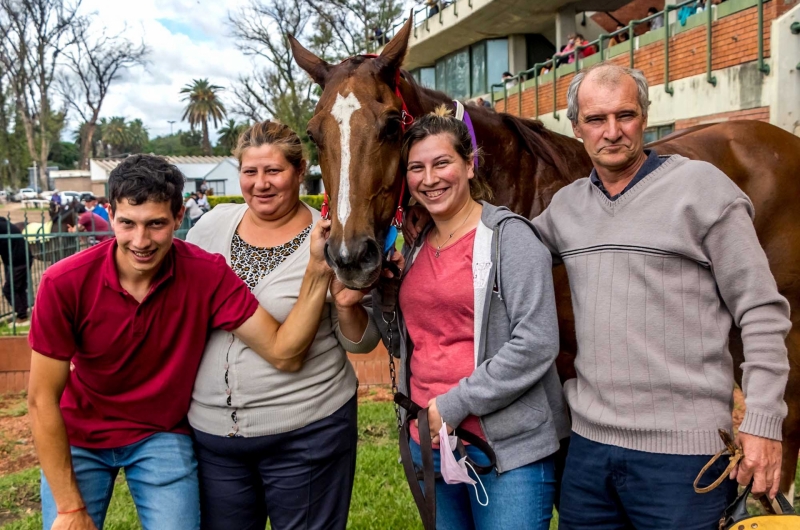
left=288, top=34, right=331, bottom=87
left=378, top=13, right=412, bottom=74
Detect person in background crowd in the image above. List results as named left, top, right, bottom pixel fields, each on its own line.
left=535, top=63, right=789, bottom=528
left=199, top=180, right=209, bottom=193
left=426, top=0, right=440, bottom=18
left=98, top=197, right=112, bottom=220
left=476, top=97, right=493, bottom=109
left=185, top=192, right=205, bottom=226
left=27, top=154, right=335, bottom=530
left=0, top=217, right=30, bottom=323
left=84, top=195, right=110, bottom=223
left=607, top=24, right=629, bottom=47
left=68, top=204, right=112, bottom=244
left=187, top=120, right=381, bottom=530
left=501, top=71, right=517, bottom=89
left=377, top=108, right=569, bottom=529
left=648, top=6, right=665, bottom=30
left=196, top=189, right=210, bottom=213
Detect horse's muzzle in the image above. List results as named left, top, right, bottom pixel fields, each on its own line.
left=325, top=236, right=382, bottom=289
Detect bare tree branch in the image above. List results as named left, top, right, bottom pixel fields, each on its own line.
left=58, top=19, right=148, bottom=168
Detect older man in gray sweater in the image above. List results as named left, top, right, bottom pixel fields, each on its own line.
left=533, top=63, right=790, bottom=528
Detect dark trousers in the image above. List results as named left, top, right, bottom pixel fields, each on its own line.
left=558, top=433, right=738, bottom=530
left=193, top=394, right=358, bottom=530
left=2, top=265, right=28, bottom=319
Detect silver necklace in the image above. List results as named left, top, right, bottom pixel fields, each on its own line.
left=432, top=201, right=475, bottom=258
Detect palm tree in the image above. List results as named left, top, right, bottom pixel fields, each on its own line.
left=126, top=119, right=149, bottom=153
left=217, top=119, right=246, bottom=153
left=103, top=117, right=130, bottom=156
left=180, top=79, right=226, bottom=156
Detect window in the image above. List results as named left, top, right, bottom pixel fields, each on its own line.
left=486, top=39, right=509, bottom=91
left=435, top=61, right=446, bottom=94
left=418, top=67, right=435, bottom=89
left=470, top=41, right=487, bottom=96
left=445, top=48, right=470, bottom=99
left=644, top=124, right=675, bottom=144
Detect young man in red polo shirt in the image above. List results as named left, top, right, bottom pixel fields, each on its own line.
left=27, top=155, right=334, bottom=530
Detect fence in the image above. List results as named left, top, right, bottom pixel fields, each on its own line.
left=490, top=0, right=777, bottom=118
left=0, top=210, right=190, bottom=335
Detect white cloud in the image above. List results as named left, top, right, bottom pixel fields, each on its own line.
left=71, top=0, right=253, bottom=140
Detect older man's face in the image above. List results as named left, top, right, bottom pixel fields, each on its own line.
left=572, top=74, right=647, bottom=173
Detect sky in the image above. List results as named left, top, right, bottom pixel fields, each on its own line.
left=73, top=0, right=257, bottom=141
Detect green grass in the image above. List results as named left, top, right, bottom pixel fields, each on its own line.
left=10, top=400, right=798, bottom=528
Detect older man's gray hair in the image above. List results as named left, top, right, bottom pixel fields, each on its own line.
left=566, top=64, right=650, bottom=124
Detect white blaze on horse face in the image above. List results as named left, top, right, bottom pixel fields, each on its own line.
left=331, top=92, right=362, bottom=230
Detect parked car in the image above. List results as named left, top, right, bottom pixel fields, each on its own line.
left=19, top=188, right=37, bottom=200
left=38, top=190, right=56, bottom=201
left=0, top=191, right=7, bottom=204
left=58, top=191, right=82, bottom=204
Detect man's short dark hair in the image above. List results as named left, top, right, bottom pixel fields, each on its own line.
left=108, top=155, right=185, bottom=216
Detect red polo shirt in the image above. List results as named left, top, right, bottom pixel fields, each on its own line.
left=28, top=239, right=259, bottom=449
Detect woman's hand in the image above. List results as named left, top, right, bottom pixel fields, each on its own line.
left=402, top=205, right=431, bottom=246
left=381, top=250, right=405, bottom=280
left=308, top=219, right=333, bottom=277
left=330, top=278, right=367, bottom=309
left=427, top=398, right=454, bottom=445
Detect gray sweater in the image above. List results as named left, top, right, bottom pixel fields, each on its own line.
left=533, top=155, right=791, bottom=455
left=376, top=203, right=570, bottom=473
left=187, top=203, right=381, bottom=437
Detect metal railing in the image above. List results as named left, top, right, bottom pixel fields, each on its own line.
left=0, top=210, right=190, bottom=335
left=490, top=0, right=772, bottom=118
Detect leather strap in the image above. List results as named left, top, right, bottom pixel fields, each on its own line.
left=694, top=429, right=743, bottom=494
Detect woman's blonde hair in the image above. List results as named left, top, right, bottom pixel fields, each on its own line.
left=233, top=120, right=305, bottom=173
left=399, top=105, right=493, bottom=201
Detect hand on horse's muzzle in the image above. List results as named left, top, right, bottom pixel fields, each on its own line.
left=325, top=235, right=383, bottom=290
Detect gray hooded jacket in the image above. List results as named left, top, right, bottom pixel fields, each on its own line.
left=374, top=202, right=570, bottom=473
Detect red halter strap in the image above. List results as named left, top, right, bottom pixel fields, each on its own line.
left=320, top=59, right=412, bottom=228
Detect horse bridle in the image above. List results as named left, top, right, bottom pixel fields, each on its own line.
left=319, top=63, right=412, bottom=231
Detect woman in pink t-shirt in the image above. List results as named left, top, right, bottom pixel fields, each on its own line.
left=376, top=108, right=568, bottom=529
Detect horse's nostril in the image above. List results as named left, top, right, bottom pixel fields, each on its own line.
left=329, top=237, right=382, bottom=270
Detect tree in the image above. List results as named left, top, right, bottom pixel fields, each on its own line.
left=180, top=79, right=226, bottom=156
left=48, top=140, right=78, bottom=169
left=217, top=118, right=247, bottom=154
left=102, top=116, right=129, bottom=156
left=145, top=130, right=203, bottom=157
left=0, top=0, right=82, bottom=190
left=305, top=0, right=404, bottom=57
left=229, top=0, right=319, bottom=163
left=125, top=118, right=148, bottom=153
left=59, top=20, right=148, bottom=169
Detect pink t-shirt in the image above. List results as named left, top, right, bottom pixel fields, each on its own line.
left=399, top=228, right=485, bottom=445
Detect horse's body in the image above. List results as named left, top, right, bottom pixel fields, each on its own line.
left=290, top=17, right=800, bottom=495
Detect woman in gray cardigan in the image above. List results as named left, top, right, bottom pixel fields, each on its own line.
left=186, top=121, right=380, bottom=530
left=375, top=110, right=569, bottom=530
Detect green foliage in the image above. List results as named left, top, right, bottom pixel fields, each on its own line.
left=217, top=119, right=248, bottom=153
left=208, top=195, right=324, bottom=211
left=145, top=130, right=203, bottom=157
left=47, top=141, right=80, bottom=170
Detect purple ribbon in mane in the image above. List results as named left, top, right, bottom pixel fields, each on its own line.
left=453, top=100, right=479, bottom=170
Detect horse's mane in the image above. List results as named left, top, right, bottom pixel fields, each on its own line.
left=402, top=73, right=577, bottom=186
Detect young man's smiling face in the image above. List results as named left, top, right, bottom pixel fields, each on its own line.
left=111, top=198, right=185, bottom=278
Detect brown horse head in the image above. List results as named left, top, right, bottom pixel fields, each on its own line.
left=289, top=17, right=413, bottom=289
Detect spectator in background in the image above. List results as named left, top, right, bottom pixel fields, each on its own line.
left=68, top=204, right=112, bottom=245
left=426, top=0, right=440, bottom=18
left=0, top=217, right=30, bottom=322
left=200, top=180, right=209, bottom=193
left=369, top=26, right=387, bottom=46
left=568, top=34, right=596, bottom=63
left=98, top=197, right=112, bottom=219
left=648, top=7, right=665, bottom=30
left=185, top=192, right=205, bottom=226
left=501, top=71, right=517, bottom=89
left=84, top=195, right=110, bottom=223
left=196, top=190, right=210, bottom=213
left=476, top=97, right=493, bottom=109
left=608, top=24, right=629, bottom=48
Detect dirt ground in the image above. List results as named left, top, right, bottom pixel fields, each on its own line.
left=0, top=202, right=48, bottom=225
left=0, top=393, right=37, bottom=476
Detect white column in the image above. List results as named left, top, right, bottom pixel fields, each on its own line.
left=556, top=6, right=578, bottom=49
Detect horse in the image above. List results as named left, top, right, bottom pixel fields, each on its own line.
left=22, top=200, right=83, bottom=265
left=289, top=15, right=800, bottom=498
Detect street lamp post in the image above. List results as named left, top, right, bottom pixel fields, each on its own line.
left=167, top=120, right=176, bottom=135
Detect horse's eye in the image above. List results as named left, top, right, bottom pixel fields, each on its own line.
left=306, top=130, right=315, bottom=144
left=381, top=118, right=401, bottom=141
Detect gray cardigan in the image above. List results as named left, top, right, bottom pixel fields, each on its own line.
left=375, top=202, right=570, bottom=473
left=187, top=203, right=381, bottom=437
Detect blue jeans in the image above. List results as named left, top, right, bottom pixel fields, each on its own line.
left=41, top=432, right=200, bottom=530
left=558, top=433, right=738, bottom=529
left=409, top=439, right=556, bottom=530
